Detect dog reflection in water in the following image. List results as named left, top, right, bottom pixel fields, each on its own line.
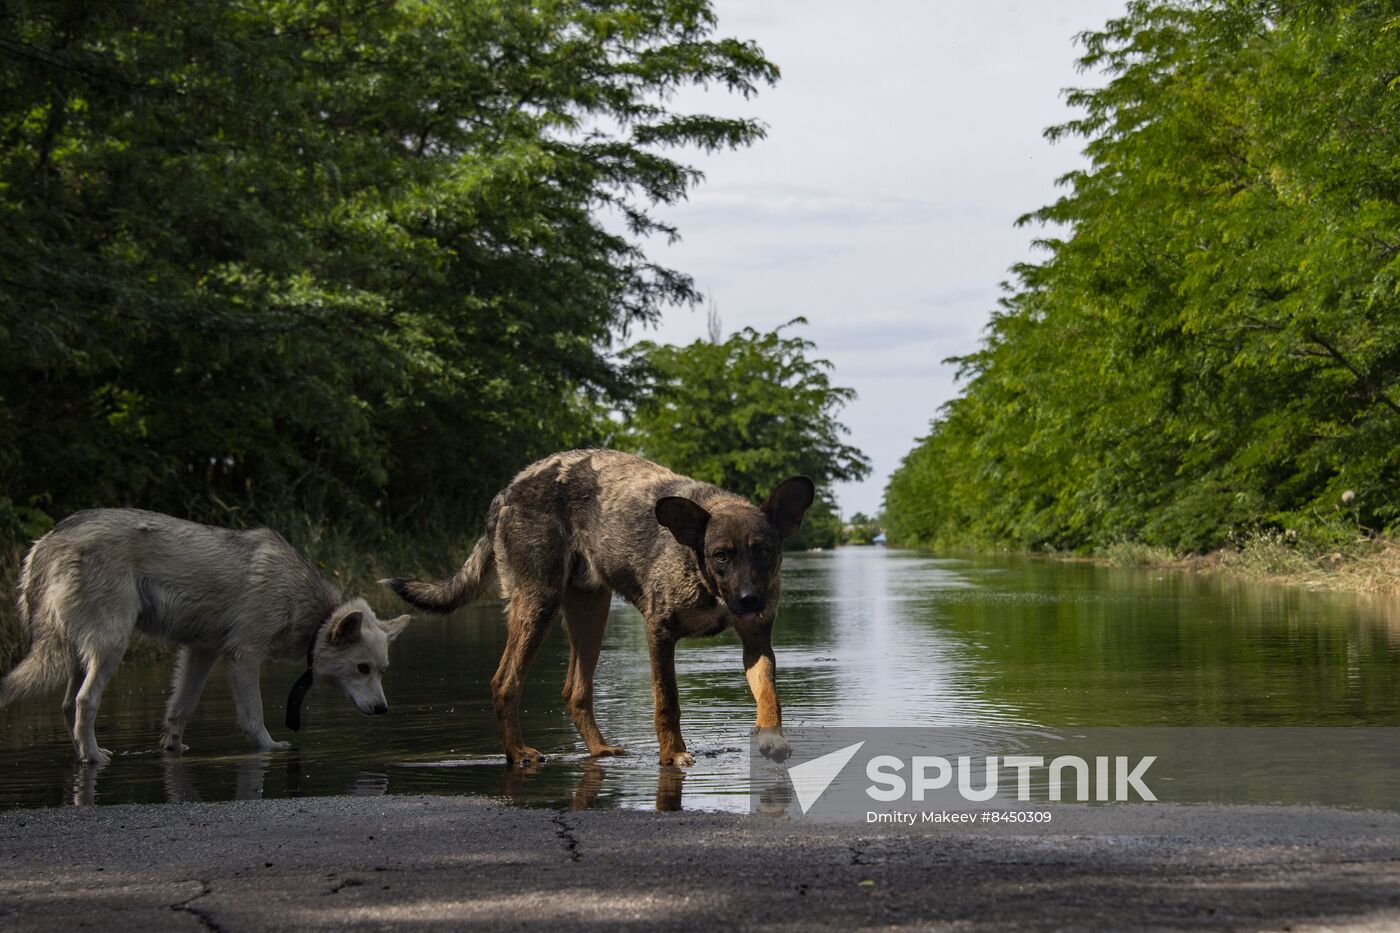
left=67, top=754, right=391, bottom=805
left=498, top=759, right=691, bottom=812
left=160, top=754, right=274, bottom=803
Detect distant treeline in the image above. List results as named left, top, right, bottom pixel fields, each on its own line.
left=0, top=2, right=865, bottom=559
left=886, top=1, right=1400, bottom=552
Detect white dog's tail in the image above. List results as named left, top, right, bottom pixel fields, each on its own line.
left=383, top=535, right=497, bottom=614
left=1, top=545, right=70, bottom=707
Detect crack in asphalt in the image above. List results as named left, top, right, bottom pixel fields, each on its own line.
left=327, top=877, right=365, bottom=895
left=552, top=811, right=582, bottom=862
left=169, top=880, right=221, bottom=932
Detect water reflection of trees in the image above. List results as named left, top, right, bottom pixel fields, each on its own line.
left=933, top=559, right=1400, bottom=725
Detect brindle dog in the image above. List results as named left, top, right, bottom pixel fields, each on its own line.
left=386, top=449, right=814, bottom=767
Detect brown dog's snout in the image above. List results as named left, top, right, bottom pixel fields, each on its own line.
left=737, top=592, right=764, bottom=613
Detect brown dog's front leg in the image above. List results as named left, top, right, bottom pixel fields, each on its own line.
left=647, top=625, right=694, bottom=767
left=735, top=620, right=790, bottom=762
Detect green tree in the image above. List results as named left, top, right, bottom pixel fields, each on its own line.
left=624, top=319, right=870, bottom=549
left=887, top=0, right=1400, bottom=553
left=841, top=511, right=882, bottom=546
left=0, top=0, right=777, bottom=544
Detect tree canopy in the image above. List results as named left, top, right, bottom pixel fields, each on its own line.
left=841, top=512, right=882, bottom=546
left=624, top=319, right=870, bottom=549
left=885, top=0, right=1400, bottom=552
left=0, top=0, right=777, bottom=544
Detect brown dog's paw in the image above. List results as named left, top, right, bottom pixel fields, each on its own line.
left=756, top=729, right=791, bottom=763
left=662, top=750, right=695, bottom=767
left=508, top=746, right=546, bottom=768
left=590, top=744, right=627, bottom=757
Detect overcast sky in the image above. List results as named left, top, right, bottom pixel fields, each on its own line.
left=633, top=0, right=1127, bottom=516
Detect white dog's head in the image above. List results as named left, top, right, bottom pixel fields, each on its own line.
left=313, top=600, right=410, bottom=716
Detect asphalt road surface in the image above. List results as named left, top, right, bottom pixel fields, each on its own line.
left=2, top=796, right=1399, bottom=930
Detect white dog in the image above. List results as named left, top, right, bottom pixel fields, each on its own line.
left=1, top=509, right=409, bottom=763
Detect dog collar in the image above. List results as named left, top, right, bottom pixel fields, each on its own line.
left=693, top=550, right=723, bottom=604
left=285, top=607, right=337, bottom=732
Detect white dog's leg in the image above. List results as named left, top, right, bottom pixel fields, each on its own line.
left=73, top=649, right=123, bottom=765
left=62, top=654, right=82, bottom=744
left=161, top=646, right=219, bottom=752
left=226, top=655, right=290, bottom=750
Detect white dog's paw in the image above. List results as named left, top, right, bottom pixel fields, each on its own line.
left=160, top=733, right=188, bottom=753
left=260, top=740, right=292, bottom=751
left=78, top=747, right=112, bottom=766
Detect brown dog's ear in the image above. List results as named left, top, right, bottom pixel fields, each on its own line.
left=762, top=476, right=816, bottom=539
left=328, top=609, right=364, bottom=646
left=656, top=496, right=711, bottom=551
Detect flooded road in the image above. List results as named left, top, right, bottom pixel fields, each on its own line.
left=2, top=548, right=1398, bottom=811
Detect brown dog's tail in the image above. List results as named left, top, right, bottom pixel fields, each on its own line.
left=383, top=536, right=496, bottom=614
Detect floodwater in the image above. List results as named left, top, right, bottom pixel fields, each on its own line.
left=2, top=548, right=1398, bottom=811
